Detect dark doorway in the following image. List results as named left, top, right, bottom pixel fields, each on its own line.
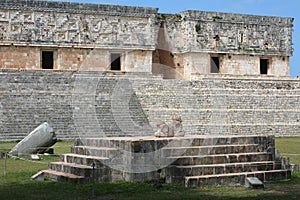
left=211, top=57, right=220, bottom=73
left=260, top=59, right=268, bottom=74
left=42, top=51, right=54, bottom=69
left=111, top=53, right=121, bottom=71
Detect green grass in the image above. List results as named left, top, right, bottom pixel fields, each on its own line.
left=0, top=138, right=299, bottom=199
left=276, top=137, right=300, bottom=165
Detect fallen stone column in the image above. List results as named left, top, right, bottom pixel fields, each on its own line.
left=10, top=122, right=57, bottom=156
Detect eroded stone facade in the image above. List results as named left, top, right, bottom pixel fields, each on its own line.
left=0, top=0, right=294, bottom=79
left=0, top=0, right=157, bottom=73
left=156, top=11, right=293, bottom=79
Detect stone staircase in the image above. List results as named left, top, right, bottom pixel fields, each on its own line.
left=35, top=135, right=291, bottom=186
left=130, top=78, right=300, bottom=136
left=2, top=71, right=300, bottom=141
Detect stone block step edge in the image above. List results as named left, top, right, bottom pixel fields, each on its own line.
left=61, top=153, right=110, bottom=160
left=162, top=144, right=259, bottom=150
left=49, top=161, right=93, bottom=169
left=184, top=169, right=291, bottom=187
left=168, top=152, right=272, bottom=159
left=31, top=169, right=87, bottom=184
left=173, top=161, right=276, bottom=168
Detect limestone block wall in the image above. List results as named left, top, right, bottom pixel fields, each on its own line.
left=124, top=50, right=153, bottom=73
left=271, top=56, right=290, bottom=76
left=221, top=55, right=289, bottom=76
left=219, top=54, right=258, bottom=75
left=0, top=46, right=152, bottom=72
left=0, top=70, right=159, bottom=141
left=163, top=52, right=290, bottom=79
left=131, top=77, right=300, bottom=136
left=1, top=70, right=300, bottom=141
left=0, top=70, right=76, bottom=141
left=0, top=46, right=40, bottom=69
left=0, top=0, right=157, bottom=72
left=156, top=11, right=293, bottom=78
left=0, top=1, right=293, bottom=77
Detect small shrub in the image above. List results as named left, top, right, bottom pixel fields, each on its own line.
left=195, top=24, right=201, bottom=32
left=212, top=16, right=223, bottom=20
left=161, top=14, right=167, bottom=20
left=175, top=14, right=182, bottom=20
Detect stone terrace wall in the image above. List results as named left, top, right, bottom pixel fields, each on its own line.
left=0, top=70, right=158, bottom=141
left=133, top=77, right=300, bottom=136
left=0, top=70, right=300, bottom=141
left=0, top=70, right=75, bottom=141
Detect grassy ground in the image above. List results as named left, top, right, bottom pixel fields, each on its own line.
left=0, top=138, right=299, bottom=200
left=276, top=137, right=300, bottom=165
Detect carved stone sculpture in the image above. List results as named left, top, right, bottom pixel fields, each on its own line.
left=154, top=120, right=175, bottom=137
left=170, top=116, right=185, bottom=137
left=154, top=116, right=185, bottom=137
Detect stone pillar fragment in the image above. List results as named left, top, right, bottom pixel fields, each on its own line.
left=10, top=122, right=57, bottom=156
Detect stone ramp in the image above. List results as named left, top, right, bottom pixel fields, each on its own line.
left=34, top=135, right=291, bottom=186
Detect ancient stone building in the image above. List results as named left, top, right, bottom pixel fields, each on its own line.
left=0, top=1, right=296, bottom=186
left=0, top=0, right=299, bottom=141
left=0, top=0, right=294, bottom=79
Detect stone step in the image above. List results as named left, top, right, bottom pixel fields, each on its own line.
left=42, top=169, right=87, bottom=184
left=72, top=144, right=261, bottom=158
left=168, top=152, right=273, bottom=166
left=49, top=162, right=93, bottom=177
left=163, top=161, right=277, bottom=179
left=74, top=138, right=127, bottom=148
left=136, top=94, right=300, bottom=110
left=48, top=161, right=116, bottom=182
left=76, top=135, right=273, bottom=151
left=61, top=153, right=110, bottom=166
left=162, top=144, right=261, bottom=157
left=71, top=146, right=119, bottom=157
left=185, top=170, right=291, bottom=187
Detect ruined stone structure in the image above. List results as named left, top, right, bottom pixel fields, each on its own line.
left=0, top=0, right=296, bottom=187
left=0, top=0, right=298, bottom=141
left=0, top=0, right=294, bottom=79
left=2, top=70, right=300, bottom=141
left=34, top=135, right=291, bottom=186
left=0, top=0, right=157, bottom=73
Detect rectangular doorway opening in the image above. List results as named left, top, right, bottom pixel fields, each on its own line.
left=42, top=51, right=54, bottom=69
left=260, top=59, right=268, bottom=74
left=111, top=53, right=121, bottom=71
left=211, top=57, right=220, bottom=73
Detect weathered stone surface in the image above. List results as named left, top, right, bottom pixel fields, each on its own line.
left=31, top=170, right=45, bottom=181
left=245, top=177, right=264, bottom=189
left=1, top=71, right=300, bottom=140
left=10, top=122, right=57, bottom=155
left=0, top=1, right=293, bottom=77
left=160, top=11, right=293, bottom=56
left=34, top=135, right=291, bottom=186
left=170, top=116, right=185, bottom=137
left=154, top=120, right=175, bottom=137
left=154, top=116, right=184, bottom=137
left=0, top=0, right=158, bottom=49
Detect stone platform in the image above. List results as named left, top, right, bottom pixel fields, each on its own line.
left=34, top=135, right=291, bottom=187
